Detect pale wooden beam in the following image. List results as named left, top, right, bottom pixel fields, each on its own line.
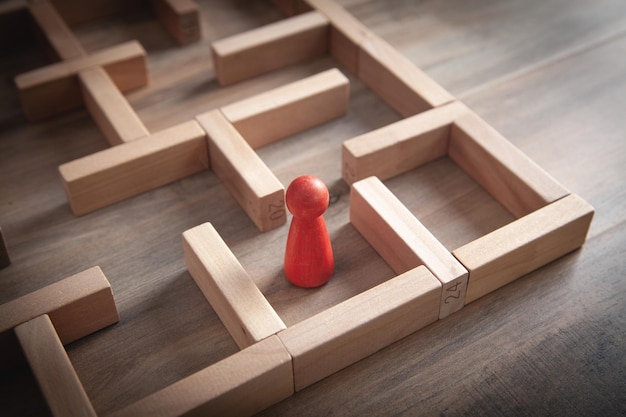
left=196, top=110, right=286, bottom=232
left=453, top=193, right=594, bottom=304
left=27, top=0, right=86, bottom=60
left=212, top=11, right=329, bottom=85
left=108, top=335, right=293, bottom=417
left=15, top=40, right=148, bottom=120
left=78, top=66, right=150, bottom=145
left=151, top=0, right=201, bottom=45
left=59, top=120, right=208, bottom=216
left=278, top=265, right=441, bottom=391
left=15, top=314, right=97, bottom=417
left=350, top=176, right=468, bottom=318
left=182, top=222, right=286, bottom=349
left=221, top=68, right=349, bottom=149
left=449, top=112, right=570, bottom=218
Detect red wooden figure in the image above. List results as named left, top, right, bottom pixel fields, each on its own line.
left=284, top=175, right=334, bottom=288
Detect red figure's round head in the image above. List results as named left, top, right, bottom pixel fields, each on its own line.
left=286, top=175, right=329, bottom=219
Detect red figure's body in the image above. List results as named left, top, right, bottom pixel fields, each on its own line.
left=284, top=176, right=334, bottom=288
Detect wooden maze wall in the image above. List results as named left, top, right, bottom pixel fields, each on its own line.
left=1, top=0, right=613, bottom=416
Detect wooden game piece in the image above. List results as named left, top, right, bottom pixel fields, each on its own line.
left=453, top=193, right=594, bottom=304
left=449, top=112, right=570, bottom=218
left=358, top=30, right=454, bottom=117
left=27, top=0, right=86, bottom=60
left=304, top=0, right=369, bottom=73
left=182, top=223, right=287, bottom=349
left=59, top=120, right=208, bottom=216
left=196, top=110, right=286, bottom=232
left=221, top=68, right=350, bottom=149
left=15, top=314, right=97, bottom=417
left=108, top=335, right=293, bottom=417
left=212, top=11, right=329, bottom=85
left=78, top=66, right=150, bottom=145
left=350, top=176, right=468, bottom=318
left=278, top=265, right=441, bottom=391
left=0, top=227, right=10, bottom=268
left=284, top=176, right=334, bottom=288
left=15, top=40, right=148, bottom=120
left=342, top=100, right=468, bottom=185
left=151, top=0, right=201, bottom=45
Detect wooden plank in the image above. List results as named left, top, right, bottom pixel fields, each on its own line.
left=449, top=112, right=570, bottom=218
left=221, top=68, right=349, bottom=149
left=0, top=266, right=118, bottom=349
left=305, top=0, right=369, bottom=73
left=278, top=265, right=441, bottom=391
left=28, top=0, right=86, bottom=60
left=59, top=120, right=208, bottom=216
left=0, top=227, right=9, bottom=269
left=108, top=335, right=293, bottom=417
left=350, top=176, right=468, bottom=318
left=196, top=110, right=286, bottom=232
left=212, top=11, right=329, bottom=85
left=182, top=222, right=286, bottom=349
left=358, top=30, right=454, bottom=116
left=453, top=194, right=594, bottom=304
left=151, top=0, right=201, bottom=45
left=15, top=40, right=148, bottom=120
left=15, top=314, right=97, bottom=417
left=79, top=66, right=149, bottom=145
left=342, top=100, right=468, bottom=185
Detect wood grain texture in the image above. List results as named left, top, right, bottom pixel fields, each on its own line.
left=350, top=176, right=468, bottom=318
left=212, top=11, right=329, bottom=85
left=196, top=109, right=286, bottom=232
left=109, top=335, right=293, bottom=417
left=59, top=120, right=208, bottom=216
left=15, top=40, right=148, bottom=120
left=151, top=0, right=201, bottom=45
left=15, top=314, right=97, bottom=417
left=278, top=265, right=441, bottom=391
left=221, top=68, right=350, bottom=149
left=79, top=66, right=150, bottom=145
left=1, top=0, right=624, bottom=416
left=182, top=222, right=286, bottom=349
left=454, top=193, right=594, bottom=304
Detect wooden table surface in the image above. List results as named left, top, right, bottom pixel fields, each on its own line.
left=1, top=0, right=625, bottom=415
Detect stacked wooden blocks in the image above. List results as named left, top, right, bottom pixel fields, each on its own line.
left=1, top=0, right=594, bottom=416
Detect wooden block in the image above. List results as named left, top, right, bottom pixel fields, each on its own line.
left=358, top=31, right=454, bottom=116
left=305, top=0, right=369, bottom=73
left=15, top=314, right=97, bottom=417
left=151, top=0, right=201, bottom=45
left=453, top=194, right=594, bottom=304
left=15, top=40, right=148, bottom=120
left=350, top=176, right=468, bottom=318
left=182, top=223, right=286, bottom=349
left=196, top=110, right=286, bottom=232
left=59, top=120, right=208, bottom=216
left=221, top=68, right=349, bottom=149
left=0, top=227, right=9, bottom=268
left=449, top=112, right=570, bottom=218
left=0, top=266, right=118, bottom=351
left=28, top=0, right=86, bottom=60
left=212, top=11, right=329, bottom=85
left=79, top=66, right=149, bottom=145
left=278, top=265, right=441, bottom=391
left=109, top=335, right=293, bottom=417
left=342, top=100, right=468, bottom=185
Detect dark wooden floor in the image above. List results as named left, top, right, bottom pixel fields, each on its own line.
left=1, top=0, right=625, bottom=416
